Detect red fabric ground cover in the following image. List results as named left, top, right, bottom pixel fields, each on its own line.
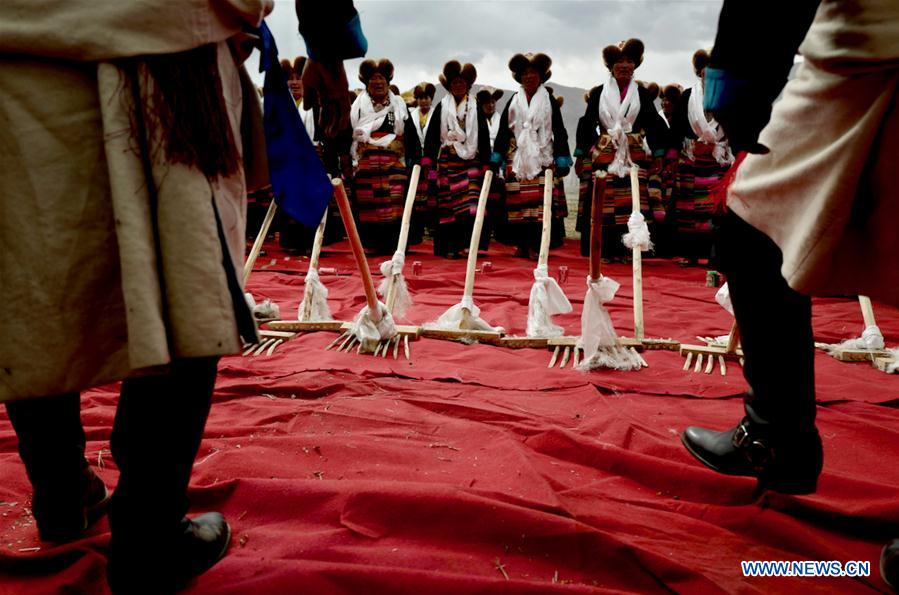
left=1, top=238, right=897, bottom=594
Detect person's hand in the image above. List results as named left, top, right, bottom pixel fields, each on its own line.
left=302, top=59, right=351, bottom=140
left=574, top=157, right=584, bottom=177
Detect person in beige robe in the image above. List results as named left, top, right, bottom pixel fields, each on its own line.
left=680, top=0, right=898, bottom=582
left=0, top=1, right=273, bottom=591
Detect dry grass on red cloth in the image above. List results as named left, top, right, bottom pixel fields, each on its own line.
left=1, top=238, right=897, bottom=594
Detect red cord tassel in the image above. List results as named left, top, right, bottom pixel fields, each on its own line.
left=711, top=151, right=748, bottom=214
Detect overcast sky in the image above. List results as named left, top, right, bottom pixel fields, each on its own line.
left=250, top=1, right=722, bottom=93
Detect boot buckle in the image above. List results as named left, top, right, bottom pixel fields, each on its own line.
left=733, top=421, right=772, bottom=472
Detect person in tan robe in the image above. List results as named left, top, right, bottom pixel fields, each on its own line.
left=0, top=0, right=367, bottom=591
left=679, top=0, right=898, bottom=583
left=0, top=2, right=273, bottom=590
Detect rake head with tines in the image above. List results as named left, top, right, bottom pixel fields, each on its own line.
left=242, top=330, right=296, bottom=357
left=546, top=336, right=648, bottom=370
left=325, top=323, right=420, bottom=360
left=680, top=322, right=743, bottom=376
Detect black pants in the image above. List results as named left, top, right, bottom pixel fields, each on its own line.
left=5, top=358, right=218, bottom=583
left=434, top=218, right=472, bottom=257
left=716, top=212, right=816, bottom=430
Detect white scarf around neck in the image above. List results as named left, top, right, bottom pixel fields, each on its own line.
left=687, top=79, right=734, bottom=166
left=485, top=114, right=501, bottom=151
left=409, top=106, right=435, bottom=146
left=351, top=91, right=407, bottom=160
left=509, top=85, right=554, bottom=181
left=440, top=94, right=479, bottom=160
left=598, top=76, right=641, bottom=178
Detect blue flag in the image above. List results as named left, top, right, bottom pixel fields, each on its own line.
left=258, top=21, right=332, bottom=228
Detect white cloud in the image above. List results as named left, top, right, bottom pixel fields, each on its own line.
left=250, top=0, right=720, bottom=92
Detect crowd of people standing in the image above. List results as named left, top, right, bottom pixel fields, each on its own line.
left=253, top=40, right=737, bottom=266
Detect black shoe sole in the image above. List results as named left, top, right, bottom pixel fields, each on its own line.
left=680, top=433, right=818, bottom=495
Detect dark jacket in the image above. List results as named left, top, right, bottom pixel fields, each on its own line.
left=424, top=100, right=492, bottom=165
left=574, top=84, right=670, bottom=157
left=493, top=88, right=571, bottom=167
left=669, top=87, right=698, bottom=147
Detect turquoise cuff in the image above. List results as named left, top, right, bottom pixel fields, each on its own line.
left=304, top=14, right=368, bottom=62
left=703, top=67, right=750, bottom=111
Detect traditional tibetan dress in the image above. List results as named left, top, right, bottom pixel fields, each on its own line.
left=575, top=81, right=669, bottom=258
left=350, top=91, right=421, bottom=254
left=493, top=86, right=571, bottom=251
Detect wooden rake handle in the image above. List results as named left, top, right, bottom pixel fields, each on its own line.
left=859, top=295, right=877, bottom=329
left=332, top=179, right=381, bottom=321
left=386, top=164, right=422, bottom=312
left=537, top=169, right=554, bottom=268
left=725, top=320, right=741, bottom=354
left=589, top=171, right=608, bottom=281
left=629, top=165, right=645, bottom=341
left=242, top=199, right=278, bottom=287
left=309, top=208, right=329, bottom=271
left=301, top=208, right=329, bottom=322
left=462, top=170, right=494, bottom=304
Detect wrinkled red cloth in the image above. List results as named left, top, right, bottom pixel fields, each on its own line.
left=1, top=239, right=897, bottom=594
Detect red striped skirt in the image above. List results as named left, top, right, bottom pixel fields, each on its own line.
left=436, top=146, right=483, bottom=225
left=353, top=135, right=408, bottom=225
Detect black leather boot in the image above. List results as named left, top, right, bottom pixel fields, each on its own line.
left=107, top=512, right=231, bottom=594
left=882, top=539, right=899, bottom=591
left=681, top=406, right=822, bottom=494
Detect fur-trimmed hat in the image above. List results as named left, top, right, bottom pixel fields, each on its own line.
left=661, top=84, right=683, bottom=103
left=638, top=80, right=660, bottom=101
left=545, top=86, right=563, bottom=107
left=602, top=38, right=645, bottom=70
left=476, top=86, right=504, bottom=104
left=692, top=49, right=711, bottom=77
left=293, top=56, right=307, bottom=76
left=413, top=82, right=436, bottom=100
left=281, top=57, right=307, bottom=78
left=439, top=60, right=477, bottom=91
left=358, top=59, right=395, bottom=85
left=508, top=52, right=552, bottom=83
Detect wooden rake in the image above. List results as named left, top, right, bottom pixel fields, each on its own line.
left=502, top=168, right=555, bottom=350
left=259, top=208, right=346, bottom=339
left=239, top=198, right=299, bottom=356
left=815, top=296, right=892, bottom=366
left=547, top=170, right=645, bottom=369
left=421, top=170, right=505, bottom=345
left=623, top=164, right=679, bottom=352
left=323, top=179, right=418, bottom=358
left=680, top=320, right=744, bottom=375
left=372, top=164, right=422, bottom=358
